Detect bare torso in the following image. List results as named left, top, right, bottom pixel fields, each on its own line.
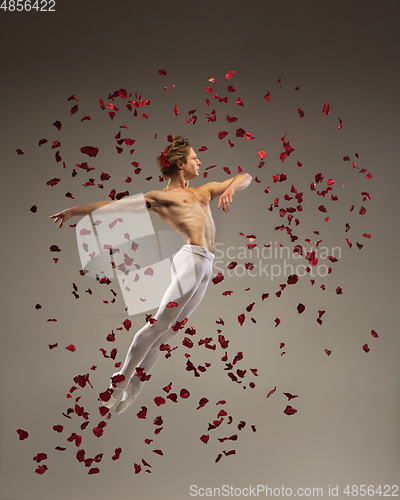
left=149, top=186, right=216, bottom=254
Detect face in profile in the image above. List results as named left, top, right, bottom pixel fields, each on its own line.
left=180, top=147, right=201, bottom=179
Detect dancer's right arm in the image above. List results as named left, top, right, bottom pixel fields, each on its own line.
left=50, top=192, right=161, bottom=228
left=49, top=201, right=114, bottom=228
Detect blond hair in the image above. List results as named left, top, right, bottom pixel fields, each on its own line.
left=156, top=136, right=192, bottom=179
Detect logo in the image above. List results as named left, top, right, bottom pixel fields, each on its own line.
left=76, top=194, right=196, bottom=315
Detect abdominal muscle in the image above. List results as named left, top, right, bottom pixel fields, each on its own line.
left=153, top=190, right=216, bottom=254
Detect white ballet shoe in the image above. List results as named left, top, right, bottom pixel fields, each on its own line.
left=115, top=385, right=139, bottom=414
left=102, top=373, right=126, bottom=408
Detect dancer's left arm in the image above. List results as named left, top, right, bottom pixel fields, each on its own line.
left=201, top=173, right=252, bottom=213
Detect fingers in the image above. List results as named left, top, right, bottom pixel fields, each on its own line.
left=218, top=195, right=233, bottom=213
left=49, top=212, right=65, bottom=227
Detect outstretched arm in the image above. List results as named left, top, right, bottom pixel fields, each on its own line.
left=50, top=192, right=157, bottom=228
left=201, top=173, right=252, bottom=213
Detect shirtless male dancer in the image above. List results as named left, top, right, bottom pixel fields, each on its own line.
left=50, top=136, right=252, bottom=413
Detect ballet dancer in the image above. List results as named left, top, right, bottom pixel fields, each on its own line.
left=50, top=136, right=252, bottom=413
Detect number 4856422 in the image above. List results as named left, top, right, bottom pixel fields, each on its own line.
left=1, top=0, right=56, bottom=11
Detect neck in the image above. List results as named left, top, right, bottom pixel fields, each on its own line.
left=165, top=171, right=189, bottom=190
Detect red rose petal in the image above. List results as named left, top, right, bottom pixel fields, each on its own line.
left=17, top=429, right=29, bottom=440
left=154, top=396, right=166, bottom=407
left=363, top=344, right=370, bottom=353
left=196, top=398, right=209, bottom=410
left=284, top=405, right=297, bottom=415
left=212, top=273, right=224, bottom=285
left=322, top=102, right=330, bottom=115
left=180, top=388, right=190, bottom=399
left=153, top=449, right=163, bottom=456
left=267, top=386, right=276, bottom=398
left=80, top=146, right=99, bottom=158
left=33, top=452, right=47, bottom=463
left=371, top=330, right=379, bottom=338
left=46, top=178, right=61, bottom=187
left=200, top=434, right=209, bottom=444
left=283, top=392, right=298, bottom=401
left=297, top=303, right=305, bottom=314
left=65, top=344, right=76, bottom=352
left=137, top=406, right=148, bottom=419
left=35, top=465, right=48, bottom=474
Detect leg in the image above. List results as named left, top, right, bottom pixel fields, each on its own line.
left=105, top=247, right=212, bottom=408
left=116, top=272, right=211, bottom=413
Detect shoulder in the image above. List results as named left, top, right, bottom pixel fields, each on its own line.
left=145, top=189, right=174, bottom=210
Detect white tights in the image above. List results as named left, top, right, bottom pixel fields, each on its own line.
left=111, top=244, right=214, bottom=401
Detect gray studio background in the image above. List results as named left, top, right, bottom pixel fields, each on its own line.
left=1, top=1, right=399, bottom=499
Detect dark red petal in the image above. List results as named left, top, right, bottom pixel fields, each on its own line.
left=17, top=429, right=29, bottom=440
left=212, top=272, right=224, bottom=285
left=371, top=330, right=379, bottom=338
left=158, top=69, right=167, bottom=76
left=322, top=102, right=330, bottom=115
left=46, top=178, right=61, bottom=187
left=297, top=303, right=305, bottom=314
left=284, top=405, right=297, bottom=415
left=153, top=416, right=163, bottom=426
left=200, top=434, right=209, bottom=444
left=53, top=425, right=63, bottom=433
left=180, top=388, right=190, bottom=399
left=88, top=468, right=100, bottom=475
left=154, top=396, right=166, bottom=406
left=363, top=344, right=370, bottom=353
left=137, top=406, right=148, bottom=419
left=283, top=392, right=298, bottom=400
left=267, top=386, right=276, bottom=398
left=196, top=398, right=209, bottom=410
left=238, top=314, right=245, bottom=326
left=153, top=449, right=163, bottom=456
left=65, top=344, right=76, bottom=352
left=35, top=465, right=48, bottom=474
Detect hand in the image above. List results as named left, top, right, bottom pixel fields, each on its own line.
left=49, top=207, right=74, bottom=228
left=217, top=186, right=234, bottom=213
